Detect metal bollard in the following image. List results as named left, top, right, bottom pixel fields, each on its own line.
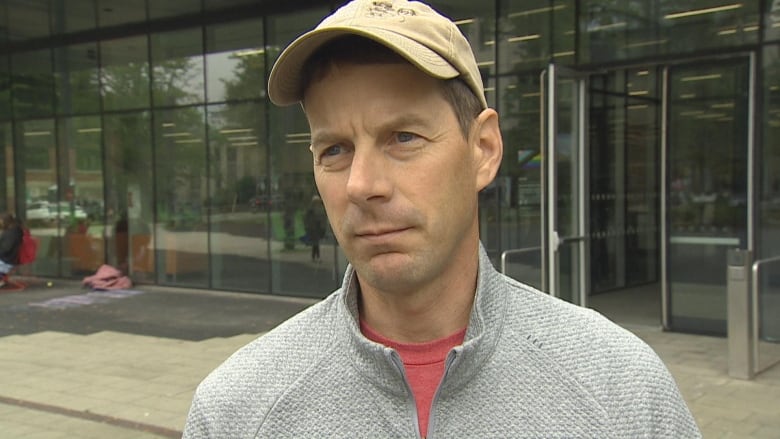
left=727, top=249, right=754, bottom=380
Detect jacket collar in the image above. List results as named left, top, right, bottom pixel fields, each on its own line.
left=338, top=243, right=508, bottom=395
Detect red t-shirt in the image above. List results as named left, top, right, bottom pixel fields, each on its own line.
left=361, top=322, right=467, bottom=438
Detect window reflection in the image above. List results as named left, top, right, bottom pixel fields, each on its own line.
left=267, top=6, right=344, bottom=298
left=581, top=0, right=760, bottom=63
left=151, top=28, right=205, bottom=106
left=12, top=49, right=54, bottom=118
left=154, top=108, right=208, bottom=287
left=0, top=56, right=10, bottom=120
left=667, top=61, right=749, bottom=333
left=19, top=119, right=57, bottom=276
left=765, top=0, right=780, bottom=42
left=104, top=112, right=154, bottom=281
left=208, top=102, right=270, bottom=292
left=760, top=45, right=780, bottom=343
left=98, top=0, right=146, bottom=28
left=7, top=0, right=51, bottom=41
left=58, top=116, right=104, bottom=276
left=499, top=0, right=562, bottom=72
left=55, top=43, right=100, bottom=115
left=101, top=36, right=150, bottom=111
left=206, top=18, right=266, bottom=102
left=0, top=123, right=15, bottom=217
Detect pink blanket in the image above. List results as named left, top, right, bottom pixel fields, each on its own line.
left=82, top=264, right=133, bottom=290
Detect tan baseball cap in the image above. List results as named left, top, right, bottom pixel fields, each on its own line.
left=267, top=0, right=487, bottom=109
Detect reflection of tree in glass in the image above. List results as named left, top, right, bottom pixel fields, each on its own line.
left=211, top=53, right=270, bottom=210
left=153, top=58, right=202, bottom=106
left=223, top=52, right=267, bottom=102
left=156, top=105, right=207, bottom=231
left=101, top=62, right=151, bottom=110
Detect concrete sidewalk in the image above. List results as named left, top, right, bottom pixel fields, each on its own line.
left=0, top=278, right=778, bottom=438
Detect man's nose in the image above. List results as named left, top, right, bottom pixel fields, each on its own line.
left=345, top=145, right=392, bottom=204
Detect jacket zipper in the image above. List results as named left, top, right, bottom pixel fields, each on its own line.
left=387, top=350, right=422, bottom=439
left=424, top=349, right=459, bottom=439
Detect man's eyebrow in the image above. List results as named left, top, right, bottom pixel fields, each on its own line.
left=379, top=113, right=434, bottom=131
left=309, top=112, right=437, bottom=146
left=310, top=131, right=340, bottom=147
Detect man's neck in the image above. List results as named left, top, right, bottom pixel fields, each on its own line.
left=356, top=256, right=478, bottom=343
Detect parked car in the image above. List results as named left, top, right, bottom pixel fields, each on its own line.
left=26, top=201, right=52, bottom=222
left=50, top=202, right=88, bottom=220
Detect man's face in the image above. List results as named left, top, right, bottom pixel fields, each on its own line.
left=304, top=62, right=491, bottom=295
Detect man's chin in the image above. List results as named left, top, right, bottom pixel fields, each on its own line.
left=354, top=253, right=422, bottom=292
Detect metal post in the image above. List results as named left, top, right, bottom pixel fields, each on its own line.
left=727, top=249, right=754, bottom=380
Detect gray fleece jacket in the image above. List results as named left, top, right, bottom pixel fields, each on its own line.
left=183, top=246, right=701, bottom=438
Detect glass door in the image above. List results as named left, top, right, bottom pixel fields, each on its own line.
left=664, top=56, right=753, bottom=334
left=500, top=64, right=588, bottom=306
left=542, top=63, right=588, bottom=305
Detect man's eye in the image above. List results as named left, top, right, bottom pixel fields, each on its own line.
left=396, top=132, right=417, bottom=143
left=316, top=144, right=353, bottom=169
left=322, top=145, right=344, bottom=157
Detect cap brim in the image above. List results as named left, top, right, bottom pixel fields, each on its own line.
left=268, top=26, right=459, bottom=106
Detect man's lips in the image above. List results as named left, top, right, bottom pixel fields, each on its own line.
left=354, top=227, right=412, bottom=241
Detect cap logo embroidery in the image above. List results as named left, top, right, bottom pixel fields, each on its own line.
left=366, top=1, right=416, bottom=18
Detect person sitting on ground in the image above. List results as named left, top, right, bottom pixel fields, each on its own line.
left=183, top=1, right=701, bottom=438
left=0, top=213, right=24, bottom=286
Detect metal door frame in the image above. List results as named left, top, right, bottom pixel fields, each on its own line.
left=541, top=63, right=589, bottom=305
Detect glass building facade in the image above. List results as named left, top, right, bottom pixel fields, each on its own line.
left=0, top=0, right=778, bottom=339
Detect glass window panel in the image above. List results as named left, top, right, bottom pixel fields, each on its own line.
left=580, top=0, right=760, bottom=64
left=205, top=18, right=266, bottom=103
left=588, top=68, right=660, bottom=292
left=98, top=0, right=146, bottom=28
left=760, top=45, right=780, bottom=341
left=208, top=102, right=270, bottom=293
left=267, top=6, right=345, bottom=298
left=204, top=0, right=257, bottom=11
left=494, top=74, right=543, bottom=287
left=12, top=49, right=55, bottom=118
left=580, top=1, right=660, bottom=63
left=101, top=36, right=150, bottom=111
left=0, top=56, right=10, bottom=120
left=7, top=0, right=51, bottom=41
left=0, top=3, right=7, bottom=42
left=17, top=119, right=58, bottom=277
left=57, top=116, right=105, bottom=276
left=55, top=43, right=100, bottom=115
left=154, top=107, right=208, bottom=288
left=498, top=0, right=558, bottom=73
left=667, top=60, right=749, bottom=334
left=104, top=112, right=154, bottom=281
left=55, top=0, right=97, bottom=34
left=149, top=0, right=200, bottom=20
left=265, top=7, right=329, bottom=67
left=765, top=0, right=780, bottom=42
left=151, top=28, right=205, bottom=106
left=0, top=123, right=16, bottom=216
left=552, top=0, right=575, bottom=64
left=661, top=1, right=760, bottom=52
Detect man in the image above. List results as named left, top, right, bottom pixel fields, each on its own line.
left=183, top=1, right=701, bottom=437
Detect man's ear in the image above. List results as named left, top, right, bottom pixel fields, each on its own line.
left=471, top=108, right=503, bottom=192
